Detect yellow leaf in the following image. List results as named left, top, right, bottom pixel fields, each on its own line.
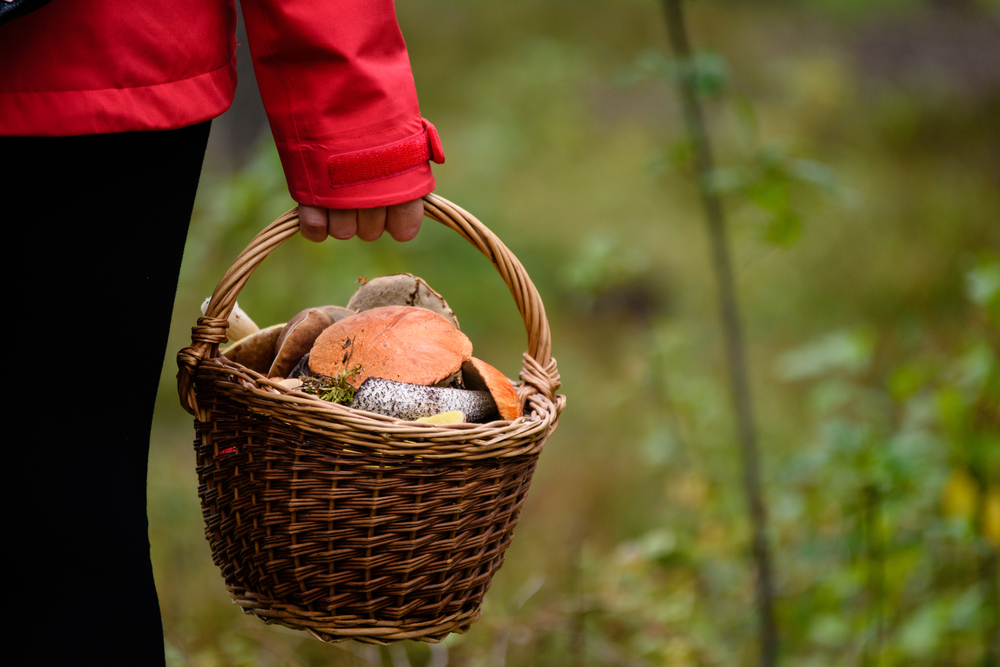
left=669, top=472, right=709, bottom=509
left=416, top=410, right=466, bottom=425
left=942, top=470, right=977, bottom=520
left=984, top=486, right=1000, bottom=548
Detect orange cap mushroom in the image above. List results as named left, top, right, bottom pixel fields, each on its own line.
left=308, top=306, right=473, bottom=388
left=462, top=357, right=522, bottom=420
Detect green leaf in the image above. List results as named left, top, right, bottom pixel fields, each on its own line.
left=764, top=208, right=803, bottom=247
left=966, top=256, right=1000, bottom=324
left=808, top=377, right=856, bottom=414
left=691, top=51, right=729, bottom=97
left=749, top=177, right=790, bottom=212
left=625, top=49, right=686, bottom=86
left=642, top=424, right=678, bottom=465
left=666, top=138, right=696, bottom=170
left=897, top=602, right=946, bottom=656
left=778, top=329, right=875, bottom=380
left=628, top=49, right=728, bottom=96
left=807, top=614, right=851, bottom=648
left=786, top=158, right=839, bottom=192
left=637, top=529, right=679, bottom=565
left=948, top=586, right=984, bottom=631
left=702, top=166, right=747, bottom=193
left=936, top=387, right=969, bottom=440
left=888, top=362, right=931, bottom=402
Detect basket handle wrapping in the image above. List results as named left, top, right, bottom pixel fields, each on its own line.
left=178, top=193, right=560, bottom=416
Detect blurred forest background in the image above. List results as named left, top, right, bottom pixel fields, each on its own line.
left=150, top=0, right=1000, bottom=665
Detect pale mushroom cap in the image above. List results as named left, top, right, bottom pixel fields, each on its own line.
left=202, top=298, right=260, bottom=342
left=309, top=305, right=472, bottom=387
left=346, top=273, right=460, bottom=328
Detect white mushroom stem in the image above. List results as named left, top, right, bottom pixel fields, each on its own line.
left=201, top=297, right=260, bottom=342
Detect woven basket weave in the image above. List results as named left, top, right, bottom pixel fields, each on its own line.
left=176, top=194, right=565, bottom=644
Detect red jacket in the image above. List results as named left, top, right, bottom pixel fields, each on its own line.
left=0, top=0, right=443, bottom=209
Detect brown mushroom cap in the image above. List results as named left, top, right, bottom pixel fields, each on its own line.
left=269, top=305, right=355, bottom=378
left=462, top=357, right=522, bottom=421
left=346, top=273, right=460, bottom=328
left=220, top=324, right=285, bottom=375
left=309, top=305, right=472, bottom=388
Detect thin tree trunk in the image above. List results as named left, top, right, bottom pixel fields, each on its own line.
left=659, top=2, right=779, bottom=665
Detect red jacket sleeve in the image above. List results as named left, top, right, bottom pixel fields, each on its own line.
left=240, top=0, right=444, bottom=209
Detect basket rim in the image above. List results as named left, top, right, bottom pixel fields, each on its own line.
left=194, top=353, right=564, bottom=460
left=178, top=194, right=564, bottom=421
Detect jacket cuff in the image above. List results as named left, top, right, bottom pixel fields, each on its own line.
left=280, top=118, right=445, bottom=209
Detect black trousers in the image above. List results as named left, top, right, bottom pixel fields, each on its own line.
left=4, top=121, right=211, bottom=666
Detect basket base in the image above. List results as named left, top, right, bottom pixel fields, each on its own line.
left=229, top=585, right=479, bottom=644
left=191, top=357, right=559, bottom=646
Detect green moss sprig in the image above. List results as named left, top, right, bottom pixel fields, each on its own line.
left=300, top=364, right=363, bottom=405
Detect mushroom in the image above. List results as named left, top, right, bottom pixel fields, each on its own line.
left=346, top=273, right=460, bottom=328
left=308, top=306, right=472, bottom=387
left=220, top=324, right=285, bottom=374
left=268, top=305, right=354, bottom=378
left=201, top=298, right=260, bottom=342
left=349, top=377, right=496, bottom=422
left=462, top=357, right=523, bottom=421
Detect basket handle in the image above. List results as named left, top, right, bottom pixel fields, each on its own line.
left=177, top=193, right=559, bottom=415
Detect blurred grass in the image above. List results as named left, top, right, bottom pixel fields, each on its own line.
left=149, top=0, right=1000, bottom=665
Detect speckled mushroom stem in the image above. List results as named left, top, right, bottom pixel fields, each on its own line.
left=349, top=378, right=498, bottom=423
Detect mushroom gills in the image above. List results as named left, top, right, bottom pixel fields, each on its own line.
left=220, top=323, right=285, bottom=374
left=349, top=377, right=499, bottom=423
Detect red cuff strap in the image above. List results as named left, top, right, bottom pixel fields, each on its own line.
left=328, top=118, right=445, bottom=189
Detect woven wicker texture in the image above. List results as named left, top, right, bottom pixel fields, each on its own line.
left=177, top=194, right=565, bottom=644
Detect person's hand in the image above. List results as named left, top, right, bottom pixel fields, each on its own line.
left=298, top=199, right=423, bottom=243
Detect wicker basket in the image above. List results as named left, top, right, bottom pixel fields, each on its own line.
left=176, top=194, right=564, bottom=645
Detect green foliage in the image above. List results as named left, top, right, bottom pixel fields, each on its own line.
left=628, top=49, right=730, bottom=98
left=149, top=1, right=1000, bottom=665
left=777, top=328, right=875, bottom=380
left=629, top=46, right=842, bottom=250
left=774, top=260, right=1000, bottom=663
left=966, top=255, right=1000, bottom=327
